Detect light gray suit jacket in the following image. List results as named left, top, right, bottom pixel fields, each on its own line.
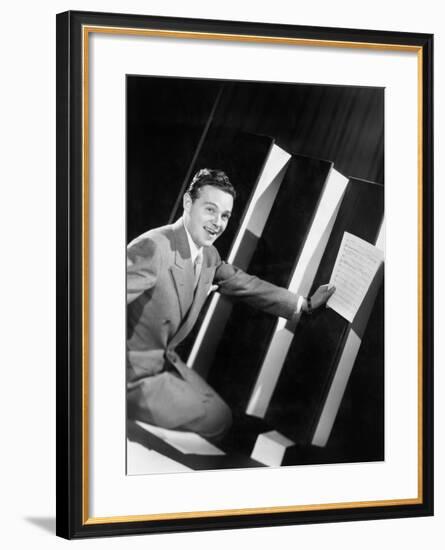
left=126, top=217, right=298, bottom=428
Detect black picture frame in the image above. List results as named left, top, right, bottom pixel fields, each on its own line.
left=56, top=10, right=434, bottom=539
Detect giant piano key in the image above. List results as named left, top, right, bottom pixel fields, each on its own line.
left=265, top=178, right=384, bottom=449
left=246, top=167, right=349, bottom=417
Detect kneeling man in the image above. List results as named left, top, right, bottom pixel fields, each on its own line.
left=127, top=169, right=334, bottom=441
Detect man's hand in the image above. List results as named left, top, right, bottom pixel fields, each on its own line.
left=304, top=284, right=336, bottom=313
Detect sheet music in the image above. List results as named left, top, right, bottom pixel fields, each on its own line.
left=327, top=232, right=383, bottom=323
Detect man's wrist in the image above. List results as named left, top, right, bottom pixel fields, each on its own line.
left=293, top=295, right=311, bottom=320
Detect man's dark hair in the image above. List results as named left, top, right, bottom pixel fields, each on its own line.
left=186, top=169, right=236, bottom=201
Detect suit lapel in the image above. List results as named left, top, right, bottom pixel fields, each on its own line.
left=169, top=246, right=214, bottom=350
left=169, top=219, right=194, bottom=318
left=190, top=262, right=213, bottom=316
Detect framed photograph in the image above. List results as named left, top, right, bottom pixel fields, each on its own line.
left=56, top=10, right=433, bottom=539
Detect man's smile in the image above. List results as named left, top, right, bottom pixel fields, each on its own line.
left=204, top=226, right=219, bottom=237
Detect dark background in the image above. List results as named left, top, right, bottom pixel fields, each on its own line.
left=127, top=76, right=383, bottom=241
left=126, top=75, right=384, bottom=465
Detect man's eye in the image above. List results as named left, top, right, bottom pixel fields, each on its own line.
left=206, top=207, right=215, bottom=213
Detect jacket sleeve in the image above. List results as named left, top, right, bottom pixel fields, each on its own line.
left=127, top=237, right=161, bottom=304
left=214, top=260, right=299, bottom=320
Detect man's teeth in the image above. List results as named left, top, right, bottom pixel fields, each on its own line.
left=205, top=228, right=217, bottom=236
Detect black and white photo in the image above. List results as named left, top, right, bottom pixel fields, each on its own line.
left=125, top=76, right=385, bottom=474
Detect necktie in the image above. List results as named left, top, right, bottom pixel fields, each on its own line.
left=193, top=254, right=202, bottom=289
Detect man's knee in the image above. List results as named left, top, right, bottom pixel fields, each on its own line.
left=187, top=396, right=233, bottom=442
left=206, top=398, right=233, bottom=441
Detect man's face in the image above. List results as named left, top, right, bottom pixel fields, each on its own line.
left=183, top=185, right=234, bottom=248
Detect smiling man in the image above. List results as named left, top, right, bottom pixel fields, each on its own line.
left=183, top=176, right=233, bottom=247
left=126, top=169, right=334, bottom=441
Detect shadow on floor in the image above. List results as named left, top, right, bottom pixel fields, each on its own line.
left=25, top=516, right=56, bottom=534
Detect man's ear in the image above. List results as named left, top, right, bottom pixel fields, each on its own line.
left=183, top=192, right=192, bottom=212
